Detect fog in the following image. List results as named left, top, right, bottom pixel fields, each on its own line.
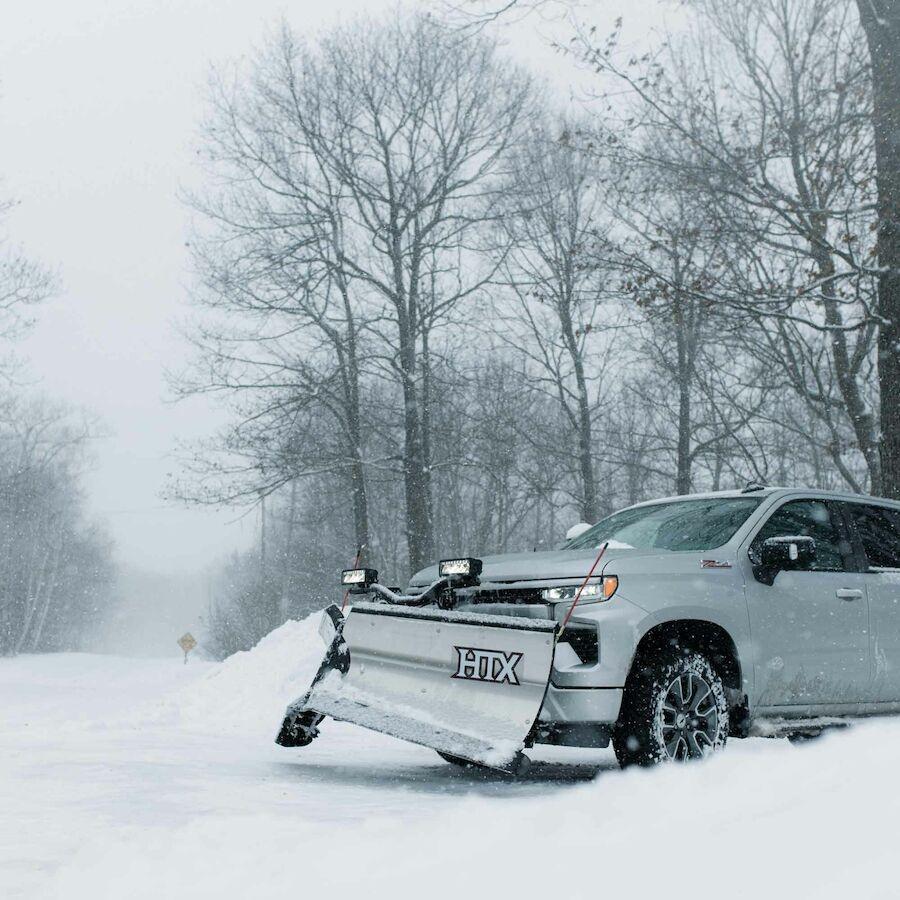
left=1, top=0, right=384, bottom=577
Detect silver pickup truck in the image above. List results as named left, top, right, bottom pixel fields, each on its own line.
left=278, top=486, right=900, bottom=771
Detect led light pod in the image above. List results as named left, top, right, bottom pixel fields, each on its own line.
left=341, top=568, right=379, bottom=591
left=438, top=557, right=483, bottom=579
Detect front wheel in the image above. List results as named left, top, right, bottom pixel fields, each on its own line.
left=613, top=649, right=729, bottom=768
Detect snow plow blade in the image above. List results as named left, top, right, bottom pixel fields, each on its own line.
left=277, top=602, right=557, bottom=773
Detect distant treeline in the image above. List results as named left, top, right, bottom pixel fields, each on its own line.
left=0, top=397, right=115, bottom=655
left=0, top=201, right=115, bottom=655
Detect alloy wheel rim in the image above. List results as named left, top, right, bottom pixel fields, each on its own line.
left=660, top=672, right=719, bottom=760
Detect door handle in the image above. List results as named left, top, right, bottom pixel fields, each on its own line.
left=835, top=588, right=863, bottom=600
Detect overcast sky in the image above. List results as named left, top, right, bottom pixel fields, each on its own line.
left=0, top=0, right=665, bottom=583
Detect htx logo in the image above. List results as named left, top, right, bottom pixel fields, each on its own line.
left=452, top=646, right=523, bottom=685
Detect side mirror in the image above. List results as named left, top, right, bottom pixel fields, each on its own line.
left=755, top=535, right=816, bottom=585
left=566, top=522, right=592, bottom=542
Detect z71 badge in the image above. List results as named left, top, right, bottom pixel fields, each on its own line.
left=452, top=646, right=523, bottom=685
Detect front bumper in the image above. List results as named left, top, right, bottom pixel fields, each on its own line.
left=531, top=685, right=622, bottom=749
left=539, top=684, right=623, bottom=725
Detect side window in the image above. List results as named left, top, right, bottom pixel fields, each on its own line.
left=751, top=500, right=850, bottom=572
left=847, top=504, right=900, bottom=570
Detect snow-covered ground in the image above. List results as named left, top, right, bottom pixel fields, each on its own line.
left=2, top=617, right=898, bottom=899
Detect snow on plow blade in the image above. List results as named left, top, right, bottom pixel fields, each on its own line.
left=278, top=602, right=557, bottom=773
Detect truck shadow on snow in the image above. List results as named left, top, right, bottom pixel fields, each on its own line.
left=273, top=755, right=618, bottom=795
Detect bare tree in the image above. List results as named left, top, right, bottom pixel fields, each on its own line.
left=182, top=140, right=374, bottom=558
left=495, top=122, right=615, bottom=520
left=0, top=197, right=55, bottom=373
left=0, top=190, right=108, bottom=655
left=183, top=12, right=534, bottom=570
left=0, top=396, right=113, bottom=655
left=575, top=0, right=881, bottom=491
left=610, top=168, right=774, bottom=494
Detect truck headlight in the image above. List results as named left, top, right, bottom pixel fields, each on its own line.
left=542, top=576, right=618, bottom=603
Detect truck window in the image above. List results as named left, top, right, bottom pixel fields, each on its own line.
left=751, top=500, right=848, bottom=572
left=847, top=504, right=900, bottom=570
left=566, top=496, right=762, bottom=552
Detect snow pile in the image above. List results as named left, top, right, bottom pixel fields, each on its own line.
left=164, top=614, right=324, bottom=735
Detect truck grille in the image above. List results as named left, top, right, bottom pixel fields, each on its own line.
left=468, top=587, right=544, bottom=604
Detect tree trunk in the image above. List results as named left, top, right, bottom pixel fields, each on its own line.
left=674, top=288, right=693, bottom=495
left=349, top=455, right=370, bottom=562
left=675, top=349, right=692, bottom=496
left=259, top=492, right=267, bottom=581
left=402, top=409, right=434, bottom=570
left=16, top=544, right=51, bottom=654
left=344, top=364, right=370, bottom=562
left=813, top=241, right=882, bottom=492
left=858, top=0, right=900, bottom=498
left=398, top=327, right=434, bottom=572
left=335, top=271, right=371, bottom=562
left=28, top=542, right=62, bottom=652
left=421, top=333, right=435, bottom=540
left=280, top=479, right=297, bottom=620
left=558, top=297, right=598, bottom=522
left=574, top=360, right=598, bottom=522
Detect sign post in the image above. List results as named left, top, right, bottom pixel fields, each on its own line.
left=177, top=632, right=197, bottom=664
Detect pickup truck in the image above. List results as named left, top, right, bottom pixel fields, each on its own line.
left=279, top=486, right=900, bottom=770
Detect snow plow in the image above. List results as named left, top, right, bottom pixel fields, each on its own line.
left=276, top=551, right=611, bottom=773
left=275, top=605, right=557, bottom=773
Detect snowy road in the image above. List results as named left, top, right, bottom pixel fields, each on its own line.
left=2, top=618, right=899, bottom=899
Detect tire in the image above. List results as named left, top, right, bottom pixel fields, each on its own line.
left=613, top=648, right=729, bottom=768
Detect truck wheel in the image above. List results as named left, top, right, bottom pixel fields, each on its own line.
left=613, top=649, right=729, bottom=768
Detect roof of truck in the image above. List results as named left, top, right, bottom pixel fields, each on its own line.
left=626, top=486, right=900, bottom=510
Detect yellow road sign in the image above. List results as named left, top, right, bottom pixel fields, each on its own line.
left=177, top=632, right=197, bottom=660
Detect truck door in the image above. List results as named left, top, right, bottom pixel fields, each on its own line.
left=843, top=501, right=900, bottom=703
left=745, top=498, right=870, bottom=709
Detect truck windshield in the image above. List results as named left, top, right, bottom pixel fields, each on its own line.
left=565, top=497, right=764, bottom=552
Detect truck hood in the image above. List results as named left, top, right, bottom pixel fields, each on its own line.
left=408, top=546, right=680, bottom=587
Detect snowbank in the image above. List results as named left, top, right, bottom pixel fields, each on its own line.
left=160, top=614, right=324, bottom=735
